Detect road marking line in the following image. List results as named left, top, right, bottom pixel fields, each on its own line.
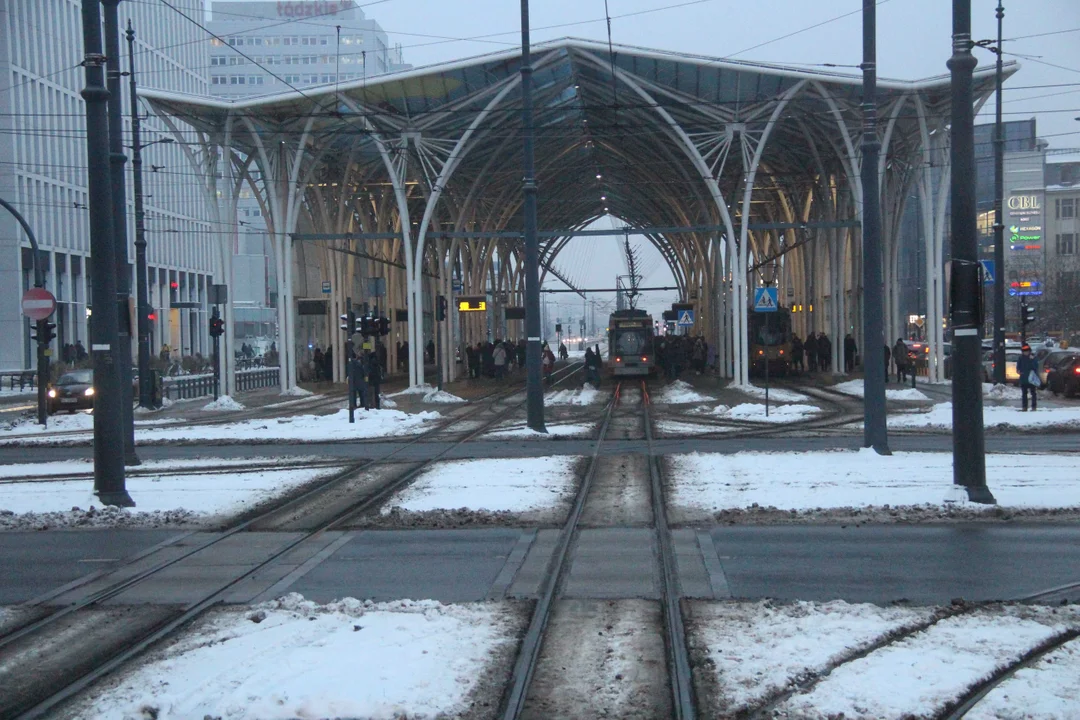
left=697, top=530, right=732, bottom=599
left=248, top=531, right=356, bottom=604
left=487, top=529, right=537, bottom=600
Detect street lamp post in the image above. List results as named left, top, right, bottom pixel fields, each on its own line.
left=126, top=22, right=174, bottom=410
left=992, top=2, right=1007, bottom=385
left=948, top=0, right=994, bottom=504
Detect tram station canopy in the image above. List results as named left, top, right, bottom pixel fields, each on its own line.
left=143, top=38, right=1012, bottom=390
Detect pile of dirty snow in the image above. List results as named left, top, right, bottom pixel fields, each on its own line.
left=833, top=379, right=929, bottom=401
left=654, top=380, right=711, bottom=404
left=201, top=396, right=245, bottom=412
left=735, top=384, right=809, bottom=402
left=890, top=402, right=1080, bottom=430
left=698, top=402, right=820, bottom=423
left=546, top=384, right=602, bottom=406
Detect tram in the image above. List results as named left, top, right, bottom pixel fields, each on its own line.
left=748, top=305, right=793, bottom=376
left=607, top=309, right=657, bottom=377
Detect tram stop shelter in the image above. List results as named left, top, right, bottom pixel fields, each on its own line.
left=142, top=38, right=1012, bottom=393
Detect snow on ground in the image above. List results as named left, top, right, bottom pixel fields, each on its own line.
left=0, top=386, right=35, bottom=397
left=669, top=450, right=1080, bottom=519
left=546, top=383, right=603, bottom=406
left=386, top=456, right=579, bottom=515
left=60, top=595, right=521, bottom=720
left=0, top=456, right=322, bottom=479
left=984, top=383, right=1022, bottom=400
left=780, top=608, right=1078, bottom=719
left=279, top=386, right=313, bottom=397
left=0, top=408, right=439, bottom=446
left=734, top=383, right=809, bottom=403
left=485, top=422, right=595, bottom=439
left=387, top=383, right=465, bottom=404
left=966, top=638, right=1080, bottom=720
left=653, top=380, right=712, bottom=404
left=690, top=600, right=937, bottom=713
left=695, top=402, right=821, bottom=423
left=0, top=411, right=175, bottom=436
left=201, top=396, right=245, bottom=412
left=833, top=379, right=929, bottom=401
left=890, top=402, right=1080, bottom=430
left=0, top=464, right=341, bottom=529
left=655, top=420, right=739, bottom=435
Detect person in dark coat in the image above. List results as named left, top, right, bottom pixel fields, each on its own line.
left=1017, top=343, right=1040, bottom=411
left=313, top=347, right=324, bottom=382
left=465, top=344, right=478, bottom=379
left=367, top=349, right=383, bottom=409
left=804, top=332, right=818, bottom=372
left=817, top=333, right=831, bottom=373
left=352, top=350, right=369, bottom=409
left=893, top=338, right=909, bottom=383
left=844, top=334, right=857, bottom=373
left=426, top=339, right=435, bottom=364
left=791, top=334, right=804, bottom=373
left=324, top=344, right=333, bottom=382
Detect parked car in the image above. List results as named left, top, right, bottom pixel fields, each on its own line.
left=47, top=369, right=95, bottom=414
left=1046, top=354, right=1080, bottom=398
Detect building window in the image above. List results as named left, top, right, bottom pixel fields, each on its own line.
left=228, top=36, right=239, bottom=46
left=249, top=76, right=264, bottom=86
left=1057, top=197, right=1076, bottom=220
left=211, top=38, right=224, bottom=47
left=252, top=37, right=263, bottom=46
left=1057, top=233, right=1076, bottom=256
left=212, top=75, right=225, bottom=85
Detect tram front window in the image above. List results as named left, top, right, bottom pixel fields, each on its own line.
left=615, top=330, right=646, bottom=355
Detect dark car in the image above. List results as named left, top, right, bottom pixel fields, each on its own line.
left=1046, top=355, right=1080, bottom=398
left=47, top=369, right=95, bottom=414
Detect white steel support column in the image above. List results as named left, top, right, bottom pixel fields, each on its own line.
left=915, top=96, right=950, bottom=383
left=410, top=76, right=523, bottom=388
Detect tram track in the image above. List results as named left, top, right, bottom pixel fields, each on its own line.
left=0, top=363, right=585, bottom=720
left=500, top=378, right=698, bottom=720
left=736, top=582, right=1080, bottom=720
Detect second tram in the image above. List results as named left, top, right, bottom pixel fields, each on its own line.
left=607, top=309, right=657, bottom=377
left=748, top=306, right=793, bottom=376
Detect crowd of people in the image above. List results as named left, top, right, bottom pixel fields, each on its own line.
left=346, top=339, right=385, bottom=411
left=655, top=335, right=712, bottom=380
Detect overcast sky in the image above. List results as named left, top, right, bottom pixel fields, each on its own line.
left=221, top=0, right=1080, bottom=328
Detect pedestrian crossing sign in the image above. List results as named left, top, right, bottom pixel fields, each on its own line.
left=677, top=310, right=695, bottom=326
left=753, top=287, right=779, bottom=313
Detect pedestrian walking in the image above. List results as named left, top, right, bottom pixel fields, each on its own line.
left=791, top=335, right=804, bottom=373
left=883, top=344, right=891, bottom=378
left=352, top=350, right=369, bottom=409
left=893, top=338, right=908, bottom=383
left=817, top=333, right=831, bottom=373
left=844, top=334, right=857, bottom=373
left=313, top=347, right=324, bottom=382
left=493, top=341, right=507, bottom=380
left=1017, top=343, right=1040, bottom=411
left=804, top=332, right=818, bottom=372
left=367, top=348, right=383, bottom=409
left=542, top=344, right=556, bottom=384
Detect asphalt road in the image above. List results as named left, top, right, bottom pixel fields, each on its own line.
left=2, top=432, right=1078, bottom=466
left=3, top=524, right=1078, bottom=607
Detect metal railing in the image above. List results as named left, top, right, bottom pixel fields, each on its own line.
left=160, top=367, right=280, bottom=401
left=0, top=370, right=36, bottom=392
left=235, top=367, right=279, bottom=392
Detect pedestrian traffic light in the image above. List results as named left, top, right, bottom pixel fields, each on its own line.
left=169, top=280, right=179, bottom=303
left=209, top=317, right=225, bottom=337
left=436, top=294, right=447, bottom=322
left=340, top=311, right=357, bottom=334
left=377, top=316, right=390, bottom=336
left=30, top=321, right=56, bottom=344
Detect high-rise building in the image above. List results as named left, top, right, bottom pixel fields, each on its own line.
left=206, top=0, right=408, bottom=350
left=0, top=0, right=216, bottom=370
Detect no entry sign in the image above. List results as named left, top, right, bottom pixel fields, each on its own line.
left=21, top=287, right=56, bottom=321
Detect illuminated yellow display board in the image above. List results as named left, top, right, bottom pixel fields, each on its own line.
left=457, top=297, right=487, bottom=312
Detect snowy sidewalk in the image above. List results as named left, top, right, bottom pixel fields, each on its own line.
left=0, top=460, right=345, bottom=530
left=0, top=407, right=440, bottom=446
left=668, top=449, right=1080, bottom=524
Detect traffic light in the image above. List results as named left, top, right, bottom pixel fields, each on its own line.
left=1022, top=303, right=1036, bottom=326
left=30, top=321, right=56, bottom=345
left=209, top=317, right=225, bottom=337
left=377, top=316, right=390, bottom=336
left=436, top=294, right=447, bottom=322
left=359, top=316, right=375, bottom=337
left=169, top=280, right=179, bottom=303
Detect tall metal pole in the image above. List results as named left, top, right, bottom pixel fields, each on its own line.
left=992, top=1, right=1007, bottom=384
left=127, top=21, right=153, bottom=410
left=861, top=0, right=890, bottom=454
left=0, top=198, right=49, bottom=426
left=103, top=0, right=138, bottom=466
left=520, top=0, right=546, bottom=432
left=948, top=0, right=994, bottom=504
left=81, top=0, right=132, bottom=506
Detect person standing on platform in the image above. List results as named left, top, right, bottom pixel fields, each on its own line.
left=367, top=347, right=383, bottom=409
left=804, top=332, right=818, bottom=372
left=893, top=338, right=908, bottom=384
left=1017, top=343, right=1040, bottom=412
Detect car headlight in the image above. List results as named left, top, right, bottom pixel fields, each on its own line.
left=84, top=387, right=95, bottom=397
left=48, top=389, right=56, bottom=398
